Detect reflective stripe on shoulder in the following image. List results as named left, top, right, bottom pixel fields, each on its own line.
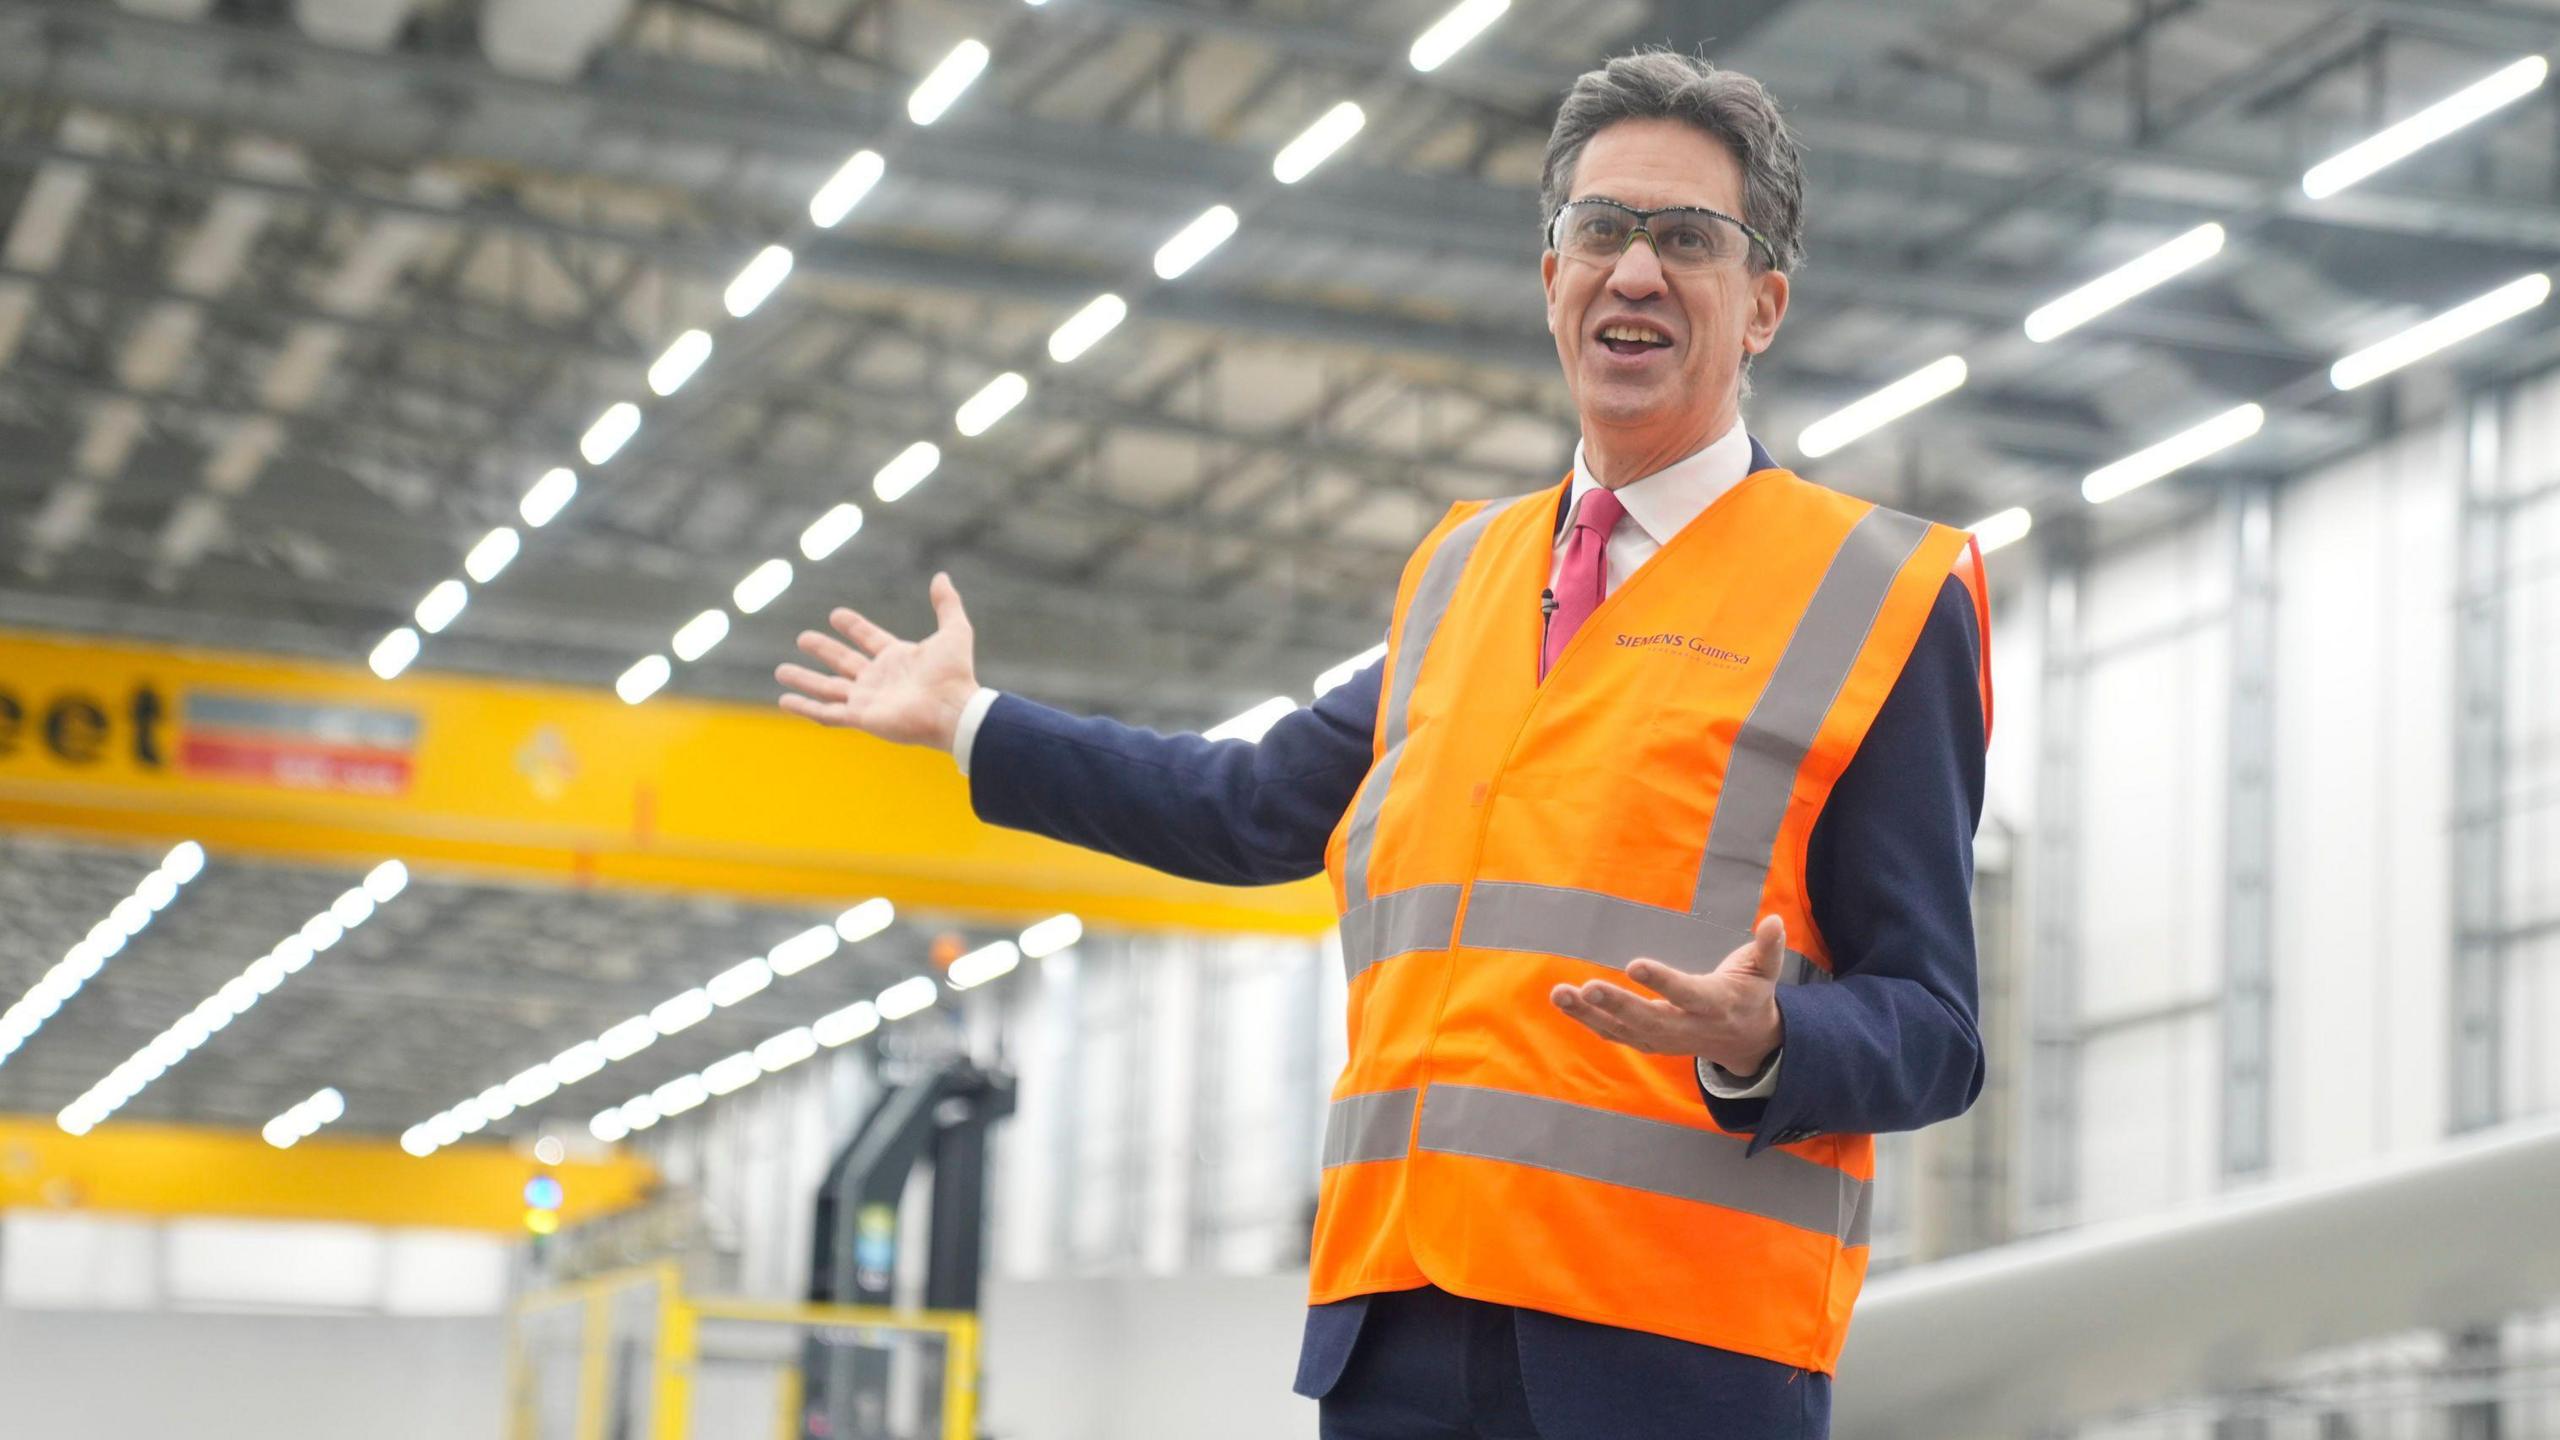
left=1342, top=496, right=1535, bottom=910
left=1689, top=505, right=1932, bottom=933
left=1413, top=1084, right=1869, bottom=1247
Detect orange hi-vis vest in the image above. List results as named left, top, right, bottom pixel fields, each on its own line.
left=1313, top=462, right=1991, bottom=1374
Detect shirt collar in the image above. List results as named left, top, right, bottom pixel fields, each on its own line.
left=1562, top=420, right=1757, bottom=548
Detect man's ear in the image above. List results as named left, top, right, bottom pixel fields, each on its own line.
left=1540, top=249, right=1561, bottom=333
left=1744, top=267, right=1790, bottom=355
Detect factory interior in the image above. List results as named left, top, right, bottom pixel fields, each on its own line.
left=1, top=0, right=2558, bottom=1436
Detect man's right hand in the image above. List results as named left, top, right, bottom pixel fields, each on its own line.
left=774, top=571, right=981, bottom=751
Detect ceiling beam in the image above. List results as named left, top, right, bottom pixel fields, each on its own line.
left=6, top=0, right=2555, bottom=269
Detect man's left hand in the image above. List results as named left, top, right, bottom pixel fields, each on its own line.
left=1551, top=914, right=1787, bottom=1076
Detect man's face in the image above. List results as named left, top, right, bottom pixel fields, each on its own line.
left=1541, top=119, right=1789, bottom=442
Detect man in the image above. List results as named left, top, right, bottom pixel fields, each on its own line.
left=778, top=50, right=1991, bottom=1440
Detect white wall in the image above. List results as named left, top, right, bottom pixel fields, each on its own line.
left=0, top=1308, right=504, bottom=1440
left=1983, top=362, right=2560, bottom=1435
left=2268, top=419, right=2459, bottom=1174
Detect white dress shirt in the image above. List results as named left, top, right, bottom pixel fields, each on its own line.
left=952, top=419, right=1782, bottom=1099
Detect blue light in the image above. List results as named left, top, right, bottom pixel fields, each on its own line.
left=524, top=1175, right=564, bottom=1210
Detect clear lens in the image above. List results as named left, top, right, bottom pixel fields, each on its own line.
left=1553, top=201, right=1748, bottom=269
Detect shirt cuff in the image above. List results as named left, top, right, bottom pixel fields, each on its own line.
left=951, top=687, right=1001, bottom=778
left=1698, top=1049, right=1782, bottom=1100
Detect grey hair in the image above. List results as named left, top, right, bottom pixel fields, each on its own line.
left=1537, top=49, right=1808, bottom=276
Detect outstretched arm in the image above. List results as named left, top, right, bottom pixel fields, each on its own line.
left=962, top=671, right=1379, bottom=886
left=776, top=574, right=1379, bottom=886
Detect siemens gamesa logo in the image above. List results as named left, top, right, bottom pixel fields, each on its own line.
left=1614, top=632, right=1752, bottom=669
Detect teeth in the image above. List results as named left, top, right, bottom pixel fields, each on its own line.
left=1600, top=325, right=1668, bottom=344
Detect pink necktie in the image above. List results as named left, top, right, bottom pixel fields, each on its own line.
left=1542, top=486, right=1627, bottom=679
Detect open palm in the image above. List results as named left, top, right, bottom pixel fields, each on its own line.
left=774, top=572, right=981, bottom=750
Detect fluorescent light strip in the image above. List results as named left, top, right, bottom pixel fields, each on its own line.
left=670, top=609, right=731, bottom=664
left=464, top=527, right=520, bottom=583
left=1047, top=294, right=1127, bottom=365
left=1273, top=101, right=1367, bottom=184
left=1410, top=0, right=1511, bottom=72
left=724, top=245, right=796, bottom=319
left=413, top=579, right=467, bottom=635
left=2024, top=224, right=2225, bottom=343
left=590, top=909, right=1068, bottom=1143
left=2304, top=57, right=2549, bottom=200
left=909, top=40, right=991, bottom=127
left=262, top=1087, right=345, bottom=1150
left=580, top=402, right=642, bottom=465
left=1971, top=507, right=2033, bottom=555
left=58, top=860, right=409, bottom=1135
left=811, top=150, right=886, bottom=229
left=955, top=372, right=1029, bottom=437
left=1018, top=912, right=1082, bottom=959
left=407, top=904, right=889, bottom=1157
left=0, top=841, right=207, bottom=1072
left=1154, top=205, right=1239, bottom=281
left=519, top=467, right=578, bottom=528
left=648, top=330, right=714, bottom=398
left=1797, top=356, right=1969, bottom=459
left=946, top=941, right=1019, bottom=989
left=2082, top=404, right=2265, bottom=505
left=733, top=558, right=795, bottom=614
left=369, top=626, right=421, bottom=680
left=800, top=503, right=865, bottom=562
left=2330, top=273, right=2551, bottom=391
left=616, top=655, right=672, bottom=705
left=872, top=442, right=943, bottom=503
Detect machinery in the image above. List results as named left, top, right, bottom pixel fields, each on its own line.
left=801, top=1057, right=1017, bottom=1440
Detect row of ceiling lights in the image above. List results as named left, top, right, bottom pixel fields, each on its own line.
left=0, top=840, right=204, bottom=1074
left=397, top=897, right=900, bottom=1156
left=586, top=913, right=1083, bottom=1145
left=1793, top=55, right=2554, bottom=541
left=361, top=0, right=1516, bottom=709
left=55, top=860, right=410, bottom=1136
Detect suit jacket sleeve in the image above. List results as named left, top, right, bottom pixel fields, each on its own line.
left=967, top=661, right=1381, bottom=886
left=1703, top=575, right=1990, bottom=1157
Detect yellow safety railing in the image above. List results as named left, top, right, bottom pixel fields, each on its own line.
left=505, top=1262, right=981, bottom=1440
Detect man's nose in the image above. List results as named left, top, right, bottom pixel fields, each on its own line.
left=1606, top=233, right=1668, bottom=300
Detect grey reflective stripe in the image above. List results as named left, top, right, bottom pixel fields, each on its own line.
left=1461, top=881, right=1829, bottom=984
left=1342, top=499, right=1521, bottom=910
left=1340, top=884, right=1464, bottom=982
left=1321, top=1088, right=1419, bottom=1169
left=1415, top=1084, right=1869, bottom=1246
left=1691, top=507, right=1933, bottom=932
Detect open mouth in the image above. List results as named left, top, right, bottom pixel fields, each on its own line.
left=1596, top=323, right=1673, bottom=356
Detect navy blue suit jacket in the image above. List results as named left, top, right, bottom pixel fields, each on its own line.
left=966, top=461, right=1988, bottom=1431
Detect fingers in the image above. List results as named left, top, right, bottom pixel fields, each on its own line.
left=830, top=606, right=900, bottom=656
left=1551, top=979, right=1687, bottom=1053
left=778, top=693, right=846, bottom=725
left=1756, top=914, right=1786, bottom=962
left=1624, top=956, right=1711, bottom=1009
left=776, top=662, right=855, bottom=703
left=928, top=571, right=971, bottom=634
left=796, top=630, right=870, bottom=679
left=1713, top=915, right=1787, bottom=983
